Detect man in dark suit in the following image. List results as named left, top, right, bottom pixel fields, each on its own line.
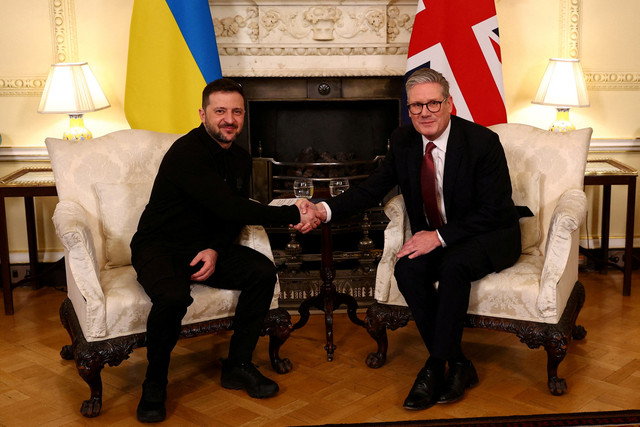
left=308, top=68, right=521, bottom=410
left=130, top=78, right=319, bottom=423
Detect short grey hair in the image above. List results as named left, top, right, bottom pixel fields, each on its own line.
left=405, top=68, right=450, bottom=99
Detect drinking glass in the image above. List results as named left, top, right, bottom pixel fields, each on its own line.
left=293, top=179, right=314, bottom=199
left=329, top=178, right=349, bottom=197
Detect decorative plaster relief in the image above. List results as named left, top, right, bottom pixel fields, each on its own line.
left=0, top=0, right=77, bottom=97
left=560, top=0, right=639, bottom=90
left=212, top=1, right=415, bottom=77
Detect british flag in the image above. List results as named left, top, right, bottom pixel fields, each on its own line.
left=404, top=0, right=507, bottom=126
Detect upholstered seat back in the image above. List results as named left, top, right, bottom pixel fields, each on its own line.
left=47, top=129, right=180, bottom=269
left=489, top=124, right=591, bottom=256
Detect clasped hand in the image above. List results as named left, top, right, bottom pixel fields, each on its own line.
left=291, top=199, right=327, bottom=233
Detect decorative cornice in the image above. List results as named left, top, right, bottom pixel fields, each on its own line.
left=0, top=77, right=48, bottom=97
left=561, top=0, right=639, bottom=90
left=0, top=0, right=78, bottom=97
left=218, top=45, right=407, bottom=56
left=560, top=0, right=581, bottom=59
left=584, top=71, right=640, bottom=90
left=50, top=0, right=78, bottom=63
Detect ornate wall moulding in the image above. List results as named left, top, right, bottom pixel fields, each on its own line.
left=560, top=0, right=639, bottom=90
left=0, top=0, right=78, bottom=97
left=212, top=0, right=415, bottom=77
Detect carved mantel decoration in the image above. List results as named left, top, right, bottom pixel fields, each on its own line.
left=210, top=1, right=415, bottom=77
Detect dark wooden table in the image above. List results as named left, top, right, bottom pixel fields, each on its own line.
left=292, top=222, right=365, bottom=360
left=583, top=158, right=637, bottom=296
left=0, top=167, right=57, bottom=315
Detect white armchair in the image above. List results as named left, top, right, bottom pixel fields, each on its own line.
left=46, top=130, right=292, bottom=418
left=365, top=124, right=592, bottom=395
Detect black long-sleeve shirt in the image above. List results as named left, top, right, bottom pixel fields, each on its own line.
left=130, top=124, right=298, bottom=266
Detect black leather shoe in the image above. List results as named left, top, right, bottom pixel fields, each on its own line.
left=137, top=380, right=167, bottom=423
left=221, top=359, right=279, bottom=398
left=403, top=366, right=443, bottom=410
left=438, top=359, right=479, bottom=404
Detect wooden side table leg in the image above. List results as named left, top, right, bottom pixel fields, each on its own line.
left=0, top=196, right=14, bottom=315
left=321, top=224, right=337, bottom=361
left=623, top=178, right=636, bottom=296
left=599, top=184, right=612, bottom=274
left=24, top=196, right=40, bottom=289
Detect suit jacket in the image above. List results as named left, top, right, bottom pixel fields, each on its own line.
left=327, top=115, right=521, bottom=272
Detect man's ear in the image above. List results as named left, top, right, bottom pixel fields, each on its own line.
left=198, top=108, right=206, bottom=123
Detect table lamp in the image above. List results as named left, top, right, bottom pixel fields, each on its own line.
left=532, top=58, right=589, bottom=132
left=38, top=62, right=110, bottom=140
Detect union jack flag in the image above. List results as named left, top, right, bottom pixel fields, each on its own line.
left=404, top=0, right=507, bottom=126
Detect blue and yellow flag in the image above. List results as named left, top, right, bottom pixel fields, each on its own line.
left=125, top=0, right=222, bottom=134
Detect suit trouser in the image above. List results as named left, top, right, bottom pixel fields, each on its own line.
left=393, top=236, right=494, bottom=361
left=135, top=244, right=277, bottom=384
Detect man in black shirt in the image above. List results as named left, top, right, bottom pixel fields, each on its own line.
left=131, top=78, right=318, bottom=423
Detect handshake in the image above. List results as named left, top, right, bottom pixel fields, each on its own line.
left=291, top=199, right=328, bottom=233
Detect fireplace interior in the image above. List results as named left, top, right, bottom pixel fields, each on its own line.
left=233, top=76, right=404, bottom=308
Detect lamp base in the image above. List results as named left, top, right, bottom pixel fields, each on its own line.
left=63, top=114, right=93, bottom=141
left=548, top=108, right=575, bottom=132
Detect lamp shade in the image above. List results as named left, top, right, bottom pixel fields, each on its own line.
left=532, top=58, right=589, bottom=108
left=38, top=62, right=110, bottom=114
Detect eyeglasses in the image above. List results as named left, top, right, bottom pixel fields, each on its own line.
left=407, top=98, right=448, bottom=115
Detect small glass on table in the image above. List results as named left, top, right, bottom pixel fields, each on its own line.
left=329, top=178, right=349, bottom=197
left=293, top=179, right=314, bottom=199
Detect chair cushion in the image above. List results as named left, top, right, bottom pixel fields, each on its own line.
left=511, top=171, right=541, bottom=255
left=94, top=182, right=153, bottom=268
left=467, top=254, right=545, bottom=322
left=97, top=266, right=241, bottom=341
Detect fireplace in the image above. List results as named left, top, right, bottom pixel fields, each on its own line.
left=234, top=76, right=404, bottom=202
left=232, top=76, right=404, bottom=308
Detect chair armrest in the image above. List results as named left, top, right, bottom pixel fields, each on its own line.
left=537, top=189, right=587, bottom=317
left=375, top=195, right=410, bottom=304
left=53, top=200, right=107, bottom=337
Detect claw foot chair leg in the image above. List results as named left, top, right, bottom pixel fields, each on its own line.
left=364, top=302, right=412, bottom=368
left=263, top=308, right=293, bottom=374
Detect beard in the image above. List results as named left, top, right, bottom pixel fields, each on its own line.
left=204, top=121, right=239, bottom=146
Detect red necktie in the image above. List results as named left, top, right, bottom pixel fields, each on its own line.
left=421, top=141, right=443, bottom=230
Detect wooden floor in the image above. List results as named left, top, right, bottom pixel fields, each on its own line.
left=0, top=268, right=639, bottom=426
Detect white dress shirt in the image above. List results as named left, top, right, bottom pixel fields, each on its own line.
left=322, top=120, right=452, bottom=247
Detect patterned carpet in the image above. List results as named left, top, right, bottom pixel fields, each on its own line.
left=306, top=410, right=640, bottom=427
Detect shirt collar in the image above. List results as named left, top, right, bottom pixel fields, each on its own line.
left=421, top=119, right=451, bottom=154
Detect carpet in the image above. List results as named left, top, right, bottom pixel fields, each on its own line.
left=306, top=410, right=640, bottom=427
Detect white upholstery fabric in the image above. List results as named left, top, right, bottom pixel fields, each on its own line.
left=94, top=182, right=153, bottom=268
left=374, top=124, right=592, bottom=324
left=47, top=130, right=280, bottom=341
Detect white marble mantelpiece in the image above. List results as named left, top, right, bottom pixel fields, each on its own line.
left=210, top=0, right=415, bottom=77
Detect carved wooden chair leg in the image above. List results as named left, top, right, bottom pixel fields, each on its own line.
left=263, top=308, right=293, bottom=374
left=364, top=302, right=413, bottom=368
left=76, top=356, right=105, bottom=418
left=544, top=334, right=569, bottom=396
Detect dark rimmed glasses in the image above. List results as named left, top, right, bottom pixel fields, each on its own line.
left=407, top=97, right=448, bottom=115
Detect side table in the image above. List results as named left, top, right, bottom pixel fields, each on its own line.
left=583, top=158, right=637, bottom=296
left=292, top=222, right=365, bottom=361
left=0, top=167, right=57, bottom=315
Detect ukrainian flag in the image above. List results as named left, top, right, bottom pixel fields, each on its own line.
left=125, top=0, right=222, bottom=134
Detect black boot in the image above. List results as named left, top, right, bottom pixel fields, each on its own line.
left=220, top=358, right=279, bottom=398
left=137, top=380, right=167, bottom=423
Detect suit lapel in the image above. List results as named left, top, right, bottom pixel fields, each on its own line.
left=443, top=118, right=464, bottom=213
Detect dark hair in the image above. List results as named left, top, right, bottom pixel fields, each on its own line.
left=405, top=68, right=450, bottom=99
left=202, top=78, right=245, bottom=109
